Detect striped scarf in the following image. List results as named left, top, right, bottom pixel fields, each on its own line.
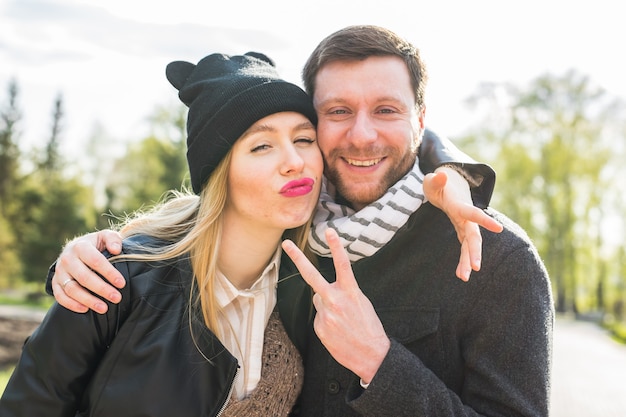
left=308, top=159, right=426, bottom=262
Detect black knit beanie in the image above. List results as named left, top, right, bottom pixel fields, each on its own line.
left=166, top=52, right=318, bottom=194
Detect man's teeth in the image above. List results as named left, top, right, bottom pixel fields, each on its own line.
left=346, top=158, right=381, bottom=167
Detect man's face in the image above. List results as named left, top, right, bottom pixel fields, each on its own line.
left=313, top=56, right=425, bottom=210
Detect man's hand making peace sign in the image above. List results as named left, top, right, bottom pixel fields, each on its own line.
left=282, top=229, right=391, bottom=386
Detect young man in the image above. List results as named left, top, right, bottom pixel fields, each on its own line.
left=279, top=25, right=553, bottom=416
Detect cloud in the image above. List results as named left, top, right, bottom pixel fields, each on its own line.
left=2, top=0, right=289, bottom=66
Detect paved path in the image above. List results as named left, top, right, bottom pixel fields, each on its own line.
left=550, top=315, right=626, bottom=416
left=0, top=304, right=47, bottom=322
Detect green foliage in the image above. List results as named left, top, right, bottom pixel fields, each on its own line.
left=461, top=70, right=625, bottom=317
left=38, top=93, right=64, bottom=172
left=0, top=78, right=189, bottom=291
left=11, top=172, right=96, bottom=283
left=609, top=321, right=626, bottom=344
left=0, top=81, right=99, bottom=289
left=105, top=135, right=188, bottom=213
left=0, top=80, right=25, bottom=288
left=0, top=214, right=21, bottom=288
left=0, top=63, right=191, bottom=291
left=0, top=79, right=22, bottom=216
left=103, top=104, right=189, bottom=220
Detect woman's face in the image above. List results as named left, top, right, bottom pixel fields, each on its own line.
left=226, top=111, right=322, bottom=233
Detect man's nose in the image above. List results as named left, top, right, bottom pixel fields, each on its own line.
left=347, top=111, right=377, bottom=146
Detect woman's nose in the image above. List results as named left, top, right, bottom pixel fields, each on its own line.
left=281, top=143, right=306, bottom=174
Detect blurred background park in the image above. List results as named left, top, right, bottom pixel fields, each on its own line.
left=1, top=0, right=626, bottom=409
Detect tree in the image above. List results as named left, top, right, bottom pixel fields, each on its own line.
left=459, top=70, right=622, bottom=314
left=14, top=175, right=95, bottom=284
left=0, top=79, right=22, bottom=216
left=39, top=92, right=64, bottom=172
left=103, top=104, right=188, bottom=217
left=0, top=214, right=21, bottom=288
left=9, top=91, right=97, bottom=285
left=0, top=79, right=23, bottom=287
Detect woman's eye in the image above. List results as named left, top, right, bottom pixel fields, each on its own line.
left=251, top=144, right=270, bottom=152
left=295, top=137, right=316, bottom=145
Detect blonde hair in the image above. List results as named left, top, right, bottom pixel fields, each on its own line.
left=110, top=149, right=313, bottom=340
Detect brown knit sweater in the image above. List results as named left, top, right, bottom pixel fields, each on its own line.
left=220, top=312, right=304, bottom=417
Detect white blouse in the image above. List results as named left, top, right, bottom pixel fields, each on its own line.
left=214, top=247, right=281, bottom=400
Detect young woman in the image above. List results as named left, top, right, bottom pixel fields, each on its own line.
left=0, top=51, right=323, bottom=417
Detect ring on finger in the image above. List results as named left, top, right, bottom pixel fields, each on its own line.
left=61, top=278, right=74, bottom=289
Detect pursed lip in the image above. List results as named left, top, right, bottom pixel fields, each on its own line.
left=280, top=177, right=315, bottom=196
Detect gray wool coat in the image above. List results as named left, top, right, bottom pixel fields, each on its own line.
left=294, top=203, right=554, bottom=417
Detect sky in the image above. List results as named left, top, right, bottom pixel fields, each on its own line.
left=1, top=0, right=624, bottom=161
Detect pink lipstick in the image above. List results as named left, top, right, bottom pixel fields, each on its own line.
left=280, top=178, right=314, bottom=197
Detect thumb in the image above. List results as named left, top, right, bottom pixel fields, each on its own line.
left=423, top=171, right=448, bottom=208
left=424, top=171, right=448, bottom=192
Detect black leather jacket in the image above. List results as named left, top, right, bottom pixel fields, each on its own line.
left=0, top=235, right=312, bottom=417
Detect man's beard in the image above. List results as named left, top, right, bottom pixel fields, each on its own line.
left=325, top=149, right=417, bottom=210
